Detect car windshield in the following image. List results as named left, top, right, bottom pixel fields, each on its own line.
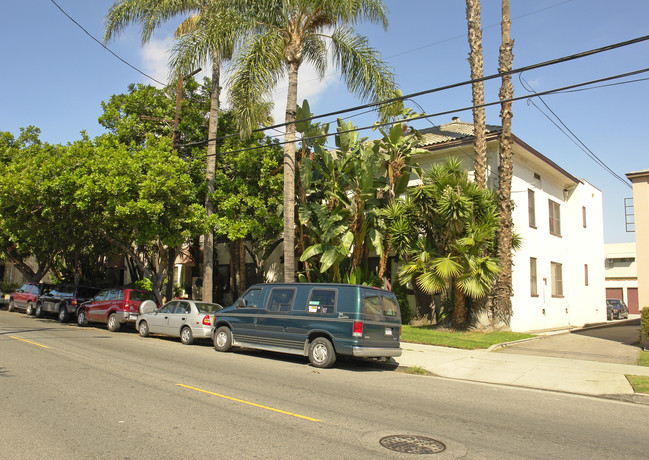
left=607, top=299, right=623, bottom=308
left=195, top=302, right=223, bottom=314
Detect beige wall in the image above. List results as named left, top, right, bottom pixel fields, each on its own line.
left=628, top=171, right=649, bottom=310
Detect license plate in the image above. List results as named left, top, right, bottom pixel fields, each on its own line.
left=385, top=327, right=392, bottom=336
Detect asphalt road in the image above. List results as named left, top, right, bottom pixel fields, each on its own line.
left=1, top=310, right=648, bottom=459
left=497, top=320, right=642, bottom=364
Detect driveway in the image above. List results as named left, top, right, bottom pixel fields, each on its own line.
left=496, top=319, right=642, bottom=365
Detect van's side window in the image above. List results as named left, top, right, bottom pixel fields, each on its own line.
left=363, top=293, right=383, bottom=317
left=307, top=289, right=337, bottom=314
left=266, top=288, right=296, bottom=313
left=241, top=288, right=263, bottom=308
left=382, top=295, right=399, bottom=317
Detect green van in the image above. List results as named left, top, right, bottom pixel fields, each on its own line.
left=211, top=283, right=402, bottom=368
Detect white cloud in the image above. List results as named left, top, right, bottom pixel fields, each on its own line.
left=140, top=38, right=173, bottom=87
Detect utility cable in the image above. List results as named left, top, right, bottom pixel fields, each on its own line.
left=181, top=33, right=649, bottom=148
left=49, top=0, right=166, bottom=86
left=195, top=66, right=649, bottom=158
left=519, top=74, right=632, bottom=188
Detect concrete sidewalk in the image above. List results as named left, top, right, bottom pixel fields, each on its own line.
left=396, top=330, right=649, bottom=402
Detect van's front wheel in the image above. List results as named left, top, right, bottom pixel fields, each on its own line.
left=309, top=337, right=336, bottom=368
left=214, top=326, right=232, bottom=352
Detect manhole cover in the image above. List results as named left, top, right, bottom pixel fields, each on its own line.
left=380, top=435, right=446, bottom=454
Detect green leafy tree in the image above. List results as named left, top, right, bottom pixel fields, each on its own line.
left=226, top=0, right=399, bottom=282
left=211, top=112, right=284, bottom=299
left=73, top=134, right=205, bottom=301
left=393, top=158, right=500, bottom=329
left=0, top=128, right=64, bottom=281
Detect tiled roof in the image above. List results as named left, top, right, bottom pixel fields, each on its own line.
left=418, top=117, right=501, bottom=147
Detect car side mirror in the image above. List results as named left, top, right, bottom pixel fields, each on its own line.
left=237, top=298, right=246, bottom=308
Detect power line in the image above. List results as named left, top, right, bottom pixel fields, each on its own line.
left=181, top=33, right=649, bottom=148
left=49, top=0, right=166, bottom=86
left=196, top=66, right=649, bottom=158
left=519, top=75, right=632, bottom=189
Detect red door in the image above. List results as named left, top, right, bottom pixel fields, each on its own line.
left=606, top=288, right=623, bottom=300
left=627, top=288, right=639, bottom=314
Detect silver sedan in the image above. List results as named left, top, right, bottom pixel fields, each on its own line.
left=136, top=300, right=223, bottom=345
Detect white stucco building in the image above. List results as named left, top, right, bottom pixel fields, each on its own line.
left=416, top=118, right=606, bottom=331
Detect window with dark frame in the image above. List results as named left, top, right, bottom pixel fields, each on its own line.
left=584, top=264, right=589, bottom=286
left=582, top=206, right=587, bottom=228
left=551, top=262, right=563, bottom=297
left=549, top=199, right=561, bottom=236
left=528, top=189, right=536, bottom=228
left=307, top=289, right=337, bottom=314
left=530, top=257, right=538, bottom=296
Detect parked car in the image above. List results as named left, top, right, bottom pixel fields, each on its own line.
left=78, top=288, right=158, bottom=331
left=36, top=285, right=102, bottom=322
left=8, top=282, right=53, bottom=315
left=212, top=283, right=402, bottom=368
left=137, top=300, right=223, bottom=345
left=606, top=298, right=629, bottom=320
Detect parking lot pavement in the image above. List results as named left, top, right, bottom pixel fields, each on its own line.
left=496, top=319, right=641, bottom=365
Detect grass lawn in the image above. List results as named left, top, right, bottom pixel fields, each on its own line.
left=624, top=352, right=649, bottom=394
left=626, top=375, right=649, bottom=394
left=401, top=325, right=535, bottom=349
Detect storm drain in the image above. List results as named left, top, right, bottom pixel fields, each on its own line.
left=379, top=435, right=446, bottom=454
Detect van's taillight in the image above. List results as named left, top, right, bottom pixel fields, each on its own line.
left=202, top=315, right=212, bottom=326
left=71, top=299, right=77, bottom=306
left=124, top=301, right=131, bottom=311
left=352, top=321, right=363, bottom=337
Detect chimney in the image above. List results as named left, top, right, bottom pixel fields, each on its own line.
left=451, top=116, right=460, bottom=122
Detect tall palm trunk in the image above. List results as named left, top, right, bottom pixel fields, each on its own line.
left=494, top=0, right=514, bottom=327
left=283, top=61, right=300, bottom=283
left=466, top=0, right=487, bottom=188
left=203, top=56, right=221, bottom=302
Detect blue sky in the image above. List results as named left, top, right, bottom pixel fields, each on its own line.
left=2, top=0, right=648, bottom=244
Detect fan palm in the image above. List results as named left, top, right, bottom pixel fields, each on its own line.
left=225, top=0, right=399, bottom=282
left=395, top=158, right=500, bottom=328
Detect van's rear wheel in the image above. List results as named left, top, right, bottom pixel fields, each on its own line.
left=309, top=337, right=336, bottom=368
left=213, top=326, right=232, bottom=352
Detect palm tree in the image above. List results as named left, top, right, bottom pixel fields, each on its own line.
left=104, top=0, right=239, bottom=302
left=393, top=158, right=500, bottom=328
left=226, top=0, right=398, bottom=282
left=466, top=0, right=487, bottom=188
left=494, top=0, right=515, bottom=327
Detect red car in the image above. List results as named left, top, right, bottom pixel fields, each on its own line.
left=77, top=288, right=158, bottom=332
left=8, top=282, right=52, bottom=315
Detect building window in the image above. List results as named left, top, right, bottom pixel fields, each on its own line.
left=582, top=206, right=587, bottom=228
left=551, top=262, right=563, bottom=297
left=528, top=189, right=536, bottom=228
left=584, top=264, right=589, bottom=286
left=530, top=257, right=538, bottom=296
left=549, top=200, right=561, bottom=236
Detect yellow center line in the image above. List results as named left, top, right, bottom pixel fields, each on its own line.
left=177, top=383, right=321, bottom=422
left=9, top=336, right=50, bottom=349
